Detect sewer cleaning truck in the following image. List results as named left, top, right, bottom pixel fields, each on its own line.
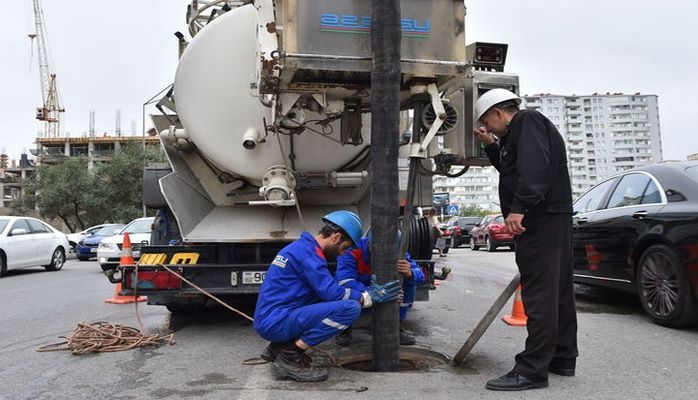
left=109, top=0, right=519, bottom=312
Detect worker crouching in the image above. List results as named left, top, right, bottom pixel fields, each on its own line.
left=253, top=211, right=401, bottom=382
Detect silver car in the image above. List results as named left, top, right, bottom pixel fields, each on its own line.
left=97, top=217, right=155, bottom=271
left=0, top=216, right=70, bottom=276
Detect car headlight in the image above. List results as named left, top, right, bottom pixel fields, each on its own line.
left=98, top=242, right=118, bottom=250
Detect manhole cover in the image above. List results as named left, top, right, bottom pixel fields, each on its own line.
left=316, top=342, right=450, bottom=372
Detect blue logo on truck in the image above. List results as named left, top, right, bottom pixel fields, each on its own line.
left=320, top=13, right=430, bottom=37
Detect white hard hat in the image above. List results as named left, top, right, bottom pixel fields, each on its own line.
left=475, top=88, right=521, bottom=121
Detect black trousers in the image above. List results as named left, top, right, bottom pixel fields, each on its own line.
left=513, top=213, right=578, bottom=380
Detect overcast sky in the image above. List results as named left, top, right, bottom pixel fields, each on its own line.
left=1, top=0, right=696, bottom=162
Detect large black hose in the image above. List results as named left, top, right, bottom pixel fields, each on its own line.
left=370, top=0, right=401, bottom=372
left=404, top=216, right=432, bottom=261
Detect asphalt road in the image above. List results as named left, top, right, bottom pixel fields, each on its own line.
left=1, top=248, right=696, bottom=400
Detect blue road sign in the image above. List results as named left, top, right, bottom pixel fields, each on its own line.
left=447, top=204, right=460, bottom=216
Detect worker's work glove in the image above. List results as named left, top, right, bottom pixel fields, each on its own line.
left=361, top=274, right=401, bottom=308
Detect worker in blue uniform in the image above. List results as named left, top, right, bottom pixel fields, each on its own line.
left=334, top=230, right=425, bottom=345
left=253, top=210, right=402, bottom=382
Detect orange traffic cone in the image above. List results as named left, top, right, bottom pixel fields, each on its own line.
left=119, top=232, right=135, bottom=266
left=105, top=233, right=146, bottom=304
left=502, top=284, right=527, bottom=326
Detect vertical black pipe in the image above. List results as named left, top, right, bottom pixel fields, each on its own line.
left=370, top=0, right=401, bottom=372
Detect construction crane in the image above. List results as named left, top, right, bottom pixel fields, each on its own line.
left=28, top=0, right=64, bottom=138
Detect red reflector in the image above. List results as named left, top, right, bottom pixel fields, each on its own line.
left=125, top=270, right=182, bottom=290
left=491, top=225, right=505, bottom=233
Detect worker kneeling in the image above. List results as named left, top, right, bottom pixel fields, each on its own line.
left=334, top=230, right=425, bottom=346
left=253, top=211, right=401, bottom=382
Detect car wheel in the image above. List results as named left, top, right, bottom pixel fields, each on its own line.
left=636, top=244, right=697, bottom=328
left=0, top=254, right=7, bottom=277
left=101, top=264, right=118, bottom=272
left=470, top=237, right=479, bottom=251
left=486, top=236, right=497, bottom=252
left=44, top=248, right=65, bottom=271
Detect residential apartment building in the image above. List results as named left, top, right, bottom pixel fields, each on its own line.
left=433, top=92, right=662, bottom=211
left=433, top=166, right=500, bottom=213
left=522, top=93, right=662, bottom=198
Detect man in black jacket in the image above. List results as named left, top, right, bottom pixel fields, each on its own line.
left=473, top=89, right=578, bottom=391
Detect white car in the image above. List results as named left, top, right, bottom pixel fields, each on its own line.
left=0, top=216, right=71, bottom=276
left=66, top=224, right=117, bottom=251
left=97, top=217, right=155, bottom=271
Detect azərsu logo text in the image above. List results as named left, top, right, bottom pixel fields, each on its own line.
left=320, top=13, right=430, bottom=37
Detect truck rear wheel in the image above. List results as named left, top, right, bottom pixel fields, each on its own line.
left=165, top=298, right=207, bottom=314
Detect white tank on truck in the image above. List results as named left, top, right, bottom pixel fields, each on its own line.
left=115, top=0, right=520, bottom=311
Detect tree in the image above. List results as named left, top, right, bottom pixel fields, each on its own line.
left=95, top=143, right=163, bottom=223
left=11, top=143, right=165, bottom=232
left=11, top=157, right=103, bottom=232
left=460, top=205, right=496, bottom=217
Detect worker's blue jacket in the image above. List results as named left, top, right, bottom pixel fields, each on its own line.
left=336, top=237, right=425, bottom=320
left=253, top=232, right=363, bottom=344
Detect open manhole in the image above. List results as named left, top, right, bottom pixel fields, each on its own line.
left=316, top=342, right=450, bottom=372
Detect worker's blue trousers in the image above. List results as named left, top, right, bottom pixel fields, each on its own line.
left=258, top=300, right=361, bottom=346
left=399, top=279, right=418, bottom=320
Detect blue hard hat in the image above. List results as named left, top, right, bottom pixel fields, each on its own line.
left=323, top=210, right=363, bottom=246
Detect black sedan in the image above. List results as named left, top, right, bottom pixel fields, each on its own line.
left=447, top=216, right=482, bottom=248
left=572, top=161, right=698, bottom=328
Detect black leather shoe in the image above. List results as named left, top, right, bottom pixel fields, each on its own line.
left=548, top=366, right=575, bottom=376
left=548, top=359, right=576, bottom=376
left=486, top=370, right=548, bottom=391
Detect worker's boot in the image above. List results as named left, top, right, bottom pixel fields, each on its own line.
left=399, top=327, right=416, bottom=346
left=260, top=341, right=289, bottom=362
left=335, top=327, right=352, bottom=347
left=438, top=266, right=452, bottom=280
left=271, top=346, right=328, bottom=382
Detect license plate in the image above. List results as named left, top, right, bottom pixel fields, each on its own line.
left=242, top=271, right=266, bottom=285
left=90, top=248, right=97, bottom=253
left=133, top=251, right=140, bottom=258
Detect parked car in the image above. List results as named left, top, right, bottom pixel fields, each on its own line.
left=75, top=224, right=126, bottom=261
left=0, top=216, right=70, bottom=276
left=447, top=216, right=483, bottom=248
left=469, top=214, right=514, bottom=252
left=572, top=161, right=698, bottom=327
left=97, top=217, right=155, bottom=271
left=66, top=224, right=118, bottom=252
